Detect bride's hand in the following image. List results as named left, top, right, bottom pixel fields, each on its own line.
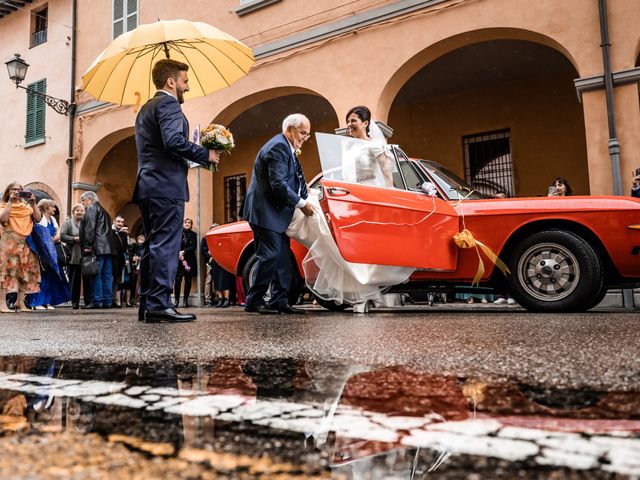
left=301, top=203, right=314, bottom=217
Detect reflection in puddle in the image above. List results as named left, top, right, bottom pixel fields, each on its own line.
left=1, top=356, right=639, bottom=478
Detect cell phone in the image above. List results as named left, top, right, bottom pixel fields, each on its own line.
left=548, top=186, right=557, bottom=195
left=635, top=168, right=640, bottom=176
left=18, top=191, right=32, bottom=198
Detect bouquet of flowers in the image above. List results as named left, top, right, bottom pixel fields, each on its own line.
left=201, top=123, right=235, bottom=172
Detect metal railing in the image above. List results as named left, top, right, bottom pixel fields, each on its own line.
left=30, top=29, right=47, bottom=47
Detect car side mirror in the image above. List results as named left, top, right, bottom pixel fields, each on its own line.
left=421, top=181, right=438, bottom=196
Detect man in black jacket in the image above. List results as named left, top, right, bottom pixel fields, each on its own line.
left=79, top=191, right=116, bottom=309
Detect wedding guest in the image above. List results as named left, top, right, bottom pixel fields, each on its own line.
left=201, top=226, right=215, bottom=305
left=631, top=171, right=640, bottom=198
left=119, top=225, right=135, bottom=307
left=547, top=177, right=573, bottom=196
left=0, top=182, right=41, bottom=313
left=174, top=218, right=197, bottom=308
left=128, top=234, right=145, bottom=305
left=79, top=191, right=115, bottom=309
left=32, top=199, right=71, bottom=310
left=111, top=215, right=127, bottom=308
left=212, top=261, right=234, bottom=308
left=61, top=203, right=92, bottom=309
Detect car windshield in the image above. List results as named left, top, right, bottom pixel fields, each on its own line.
left=419, top=160, right=488, bottom=200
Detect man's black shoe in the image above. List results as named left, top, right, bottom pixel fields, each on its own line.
left=278, top=305, right=305, bottom=314
left=72, top=303, right=80, bottom=310
left=144, top=308, right=195, bottom=323
left=244, top=304, right=279, bottom=315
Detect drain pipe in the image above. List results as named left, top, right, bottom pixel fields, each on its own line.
left=65, top=0, right=77, bottom=217
left=597, top=0, right=622, bottom=196
left=598, top=0, right=634, bottom=308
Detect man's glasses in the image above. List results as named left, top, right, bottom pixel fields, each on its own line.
left=293, top=127, right=311, bottom=139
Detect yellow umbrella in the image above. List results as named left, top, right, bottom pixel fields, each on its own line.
left=82, top=19, right=254, bottom=106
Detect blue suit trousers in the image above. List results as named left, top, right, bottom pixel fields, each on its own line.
left=245, top=224, right=291, bottom=309
left=139, top=197, right=185, bottom=310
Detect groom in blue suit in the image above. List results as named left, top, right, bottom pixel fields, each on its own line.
left=243, top=114, right=314, bottom=314
left=134, top=59, right=219, bottom=323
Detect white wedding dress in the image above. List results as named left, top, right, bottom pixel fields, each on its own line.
left=286, top=189, right=414, bottom=307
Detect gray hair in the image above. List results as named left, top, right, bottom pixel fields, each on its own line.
left=282, top=114, right=309, bottom=133
left=80, top=191, right=98, bottom=203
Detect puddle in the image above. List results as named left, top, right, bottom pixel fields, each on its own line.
left=1, top=356, right=639, bottom=478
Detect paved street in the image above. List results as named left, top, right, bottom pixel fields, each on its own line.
left=1, top=304, right=639, bottom=389
left=1, top=304, right=639, bottom=478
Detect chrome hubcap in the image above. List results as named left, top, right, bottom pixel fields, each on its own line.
left=517, top=242, right=580, bottom=302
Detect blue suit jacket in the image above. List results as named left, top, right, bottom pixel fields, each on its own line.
left=243, top=133, right=308, bottom=233
left=133, top=92, right=209, bottom=202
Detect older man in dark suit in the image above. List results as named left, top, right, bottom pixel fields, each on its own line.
left=243, top=114, right=314, bottom=315
left=133, top=59, right=219, bottom=323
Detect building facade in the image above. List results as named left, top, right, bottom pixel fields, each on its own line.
left=2, top=0, right=640, bottom=233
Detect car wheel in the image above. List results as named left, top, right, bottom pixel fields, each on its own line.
left=241, top=253, right=302, bottom=306
left=586, top=285, right=608, bottom=310
left=313, top=295, right=348, bottom=311
left=507, top=230, right=603, bottom=312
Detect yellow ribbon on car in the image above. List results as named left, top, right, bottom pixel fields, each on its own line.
left=453, top=229, right=510, bottom=286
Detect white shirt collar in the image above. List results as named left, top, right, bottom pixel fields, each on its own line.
left=158, top=89, right=177, bottom=100
left=285, top=137, right=296, bottom=156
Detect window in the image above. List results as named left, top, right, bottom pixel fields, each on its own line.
left=463, top=129, right=515, bottom=197
left=224, top=174, right=247, bottom=223
left=30, top=5, right=48, bottom=47
left=25, top=79, right=46, bottom=144
left=235, top=0, right=281, bottom=16
left=113, top=0, right=138, bottom=39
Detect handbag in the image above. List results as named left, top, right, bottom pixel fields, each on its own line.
left=81, top=254, right=99, bottom=277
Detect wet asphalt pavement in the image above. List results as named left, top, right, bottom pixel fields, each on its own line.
left=0, top=304, right=638, bottom=389
left=1, top=304, right=639, bottom=478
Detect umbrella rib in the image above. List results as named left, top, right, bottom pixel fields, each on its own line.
left=90, top=45, right=155, bottom=102
left=196, top=38, right=254, bottom=75
left=119, top=47, right=154, bottom=105
left=171, top=42, right=220, bottom=93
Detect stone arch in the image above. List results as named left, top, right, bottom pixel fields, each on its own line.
left=79, top=126, right=135, bottom=184
left=378, top=27, right=580, bottom=121
left=385, top=32, right=587, bottom=197
left=23, top=181, right=63, bottom=208
left=205, top=87, right=340, bottom=224
left=24, top=181, right=65, bottom=221
left=210, top=86, right=330, bottom=126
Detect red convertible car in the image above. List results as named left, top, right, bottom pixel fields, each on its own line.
left=206, top=134, right=640, bottom=312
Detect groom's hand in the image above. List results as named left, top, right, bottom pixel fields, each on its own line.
left=301, top=203, right=314, bottom=217
left=208, top=149, right=220, bottom=166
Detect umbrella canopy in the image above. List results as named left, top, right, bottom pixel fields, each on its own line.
left=82, top=19, right=254, bottom=106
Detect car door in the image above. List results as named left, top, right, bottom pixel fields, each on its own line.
left=319, top=179, right=459, bottom=270
left=313, top=132, right=460, bottom=270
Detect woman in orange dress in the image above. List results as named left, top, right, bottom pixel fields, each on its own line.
left=0, top=182, right=42, bottom=312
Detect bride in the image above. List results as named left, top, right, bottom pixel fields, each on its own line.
left=286, top=106, right=414, bottom=310
left=343, top=105, right=395, bottom=188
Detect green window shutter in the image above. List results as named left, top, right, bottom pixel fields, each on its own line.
left=25, top=79, right=46, bottom=143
